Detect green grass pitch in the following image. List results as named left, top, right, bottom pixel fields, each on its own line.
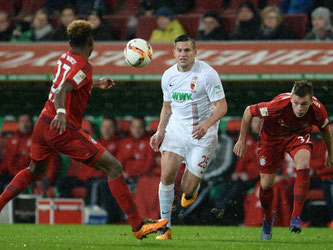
left=0, top=224, right=332, bottom=249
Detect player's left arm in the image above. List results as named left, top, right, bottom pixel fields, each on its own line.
left=321, top=128, right=333, bottom=168
left=192, top=97, right=227, bottom=139
left=92, top=77, right=115, bottom=90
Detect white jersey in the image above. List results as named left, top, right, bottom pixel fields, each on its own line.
left=162, top=59, right=225, bottom=139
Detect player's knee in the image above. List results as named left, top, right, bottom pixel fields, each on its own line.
left=161, top=170, right=176, bottom=185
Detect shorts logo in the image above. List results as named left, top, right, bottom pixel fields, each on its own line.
left=259, top=156, right=266, bottom=166
left=260, top=107, right=268, bottom=117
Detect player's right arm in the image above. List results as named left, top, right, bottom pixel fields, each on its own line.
left=233, top=106, right=253, bottom=158
left=150, top=101, right=172, bottom=152
left=50, top=81, right=74, bottom=134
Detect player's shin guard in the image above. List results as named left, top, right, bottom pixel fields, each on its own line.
left=291, top=169, right=310, bottom=218
left=259, top=185, right=274, bottom=222
left=159, top=182, right=174, bottom=228
left=0, top=168, right=35, bottom=212
left=107, top=176, right=143, bottom=231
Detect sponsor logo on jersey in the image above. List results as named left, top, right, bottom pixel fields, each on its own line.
left=172, top=92, right=193, bottom=101
left=260, top=107, right=268, bottom=117
left=215, top=83, right=223, bottom=94
left=73, top=70, right=86, bottom=85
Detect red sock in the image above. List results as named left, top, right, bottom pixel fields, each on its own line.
left=0, top=168, right=35, bottom=211
left=108, top=176, right=143, bottom=231
left=291, top=169, right=310, bottom=218
left=260, top=185, right=274, bottom=222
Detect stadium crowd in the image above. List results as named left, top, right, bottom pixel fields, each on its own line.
left=1, top=0, right=333, bottom=42
left=0, top=113, right=332, bottom=228
left=0, top=0, right=333, bottom=228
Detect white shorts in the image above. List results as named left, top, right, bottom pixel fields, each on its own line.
left=160, top=129, right=218, bottom=179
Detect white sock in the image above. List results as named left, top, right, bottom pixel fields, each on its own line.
left=159, top=182, right=174, bottom=228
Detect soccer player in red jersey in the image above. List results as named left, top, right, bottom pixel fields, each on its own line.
left=233, top=80, right=333, bottom=240
left=0, top=20, right=167, bottom=239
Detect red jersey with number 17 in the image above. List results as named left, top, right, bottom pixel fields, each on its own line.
left=41, top=51, right=93, bottom=129
left=249, top=93, right=330, bottom=137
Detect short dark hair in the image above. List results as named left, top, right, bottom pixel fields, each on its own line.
left=67, top=20, right=93, bottom=47
left=291, top=80, right=314, bottom=98
left=131, top=116, right=146, bottom=126
left=17, top=113, right=33, bottom=124
left=174, top=35, right=196, bottom=49
left=103, top=116, right=117, bottom=126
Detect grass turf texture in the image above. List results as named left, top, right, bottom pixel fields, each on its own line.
left=0, top=225, right=332, bottom=249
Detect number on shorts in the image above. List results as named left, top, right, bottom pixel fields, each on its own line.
left=297, top=134, right=311, bottom=144
left=198, top=155, right=209, bottom=169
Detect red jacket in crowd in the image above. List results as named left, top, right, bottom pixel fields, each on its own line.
left=0, top=131, right=60, bottom=184
left=117, top=135, right=155, bottom=178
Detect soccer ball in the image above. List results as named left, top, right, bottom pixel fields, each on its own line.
left=124, top=38, right=153, bottom=68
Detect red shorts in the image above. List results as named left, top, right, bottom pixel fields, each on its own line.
left=30, top=115, right=105, bottom=166
left=257, top=132, right=313, bottom=174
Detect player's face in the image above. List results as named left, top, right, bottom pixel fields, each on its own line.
left=291, top=94, right=313, bottom=118
left=101, top=119, right=116, bottom=140
left=173, top=41, right=197, bottom=72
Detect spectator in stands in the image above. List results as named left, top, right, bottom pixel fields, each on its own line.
left=212, top=118, right=261, bottom=220
left=279, top=0, right=313, bottom=15
left=149, top=7, right=186, bottom=42
left=52, top=6, right=77, bottom=41
left=258, top=6, right=294, bottom=40
left=0, top=114, right=59, bottom=193
left=87, top=10, right=116, bottom=41
left=0, top=10, right=13, bottom=41
left=117, top=117, right=159, bottom=218
left=197, top=11, right=228, bottom=41
left=138, top=0, right=194, bottom=16
left=10, top=15, right=33, bottom=42
left=229, top=1, right=261, bottom=40
left=57, top=117, right=123, bottom=223
left=11, top=9, right=54, bottom=42
left=306, top=7, right=333, bottom=40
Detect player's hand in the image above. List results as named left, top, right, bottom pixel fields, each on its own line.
left=233, top=140, right=247, bottom=158
left=326, top=155, right=333, bottom=168
left=50, top=113, right=66, bottom=134
left=98, top=78, right=115, bottom=90
left=150, top=131, right=164, bottom=152
left=192, top=124, right=209, bottom=139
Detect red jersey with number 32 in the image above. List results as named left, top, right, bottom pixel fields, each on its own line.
left=41, top=51, right=93, bottom=128
left=249, top=93, right=330, bottom=137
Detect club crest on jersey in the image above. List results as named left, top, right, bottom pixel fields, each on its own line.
left=73, top=70, right=86, bottom=85
left=190, top=82, right=197, bottom=92
left=259, top=156, right=266, bottom=166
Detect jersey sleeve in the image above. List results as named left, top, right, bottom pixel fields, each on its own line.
left=205, top=68, right=225, bottom=102
left=161, top=72, right=171, bottom=102
left=312, top=99, right=330, bottom=131
left=66, top=63, right=91, bottom=90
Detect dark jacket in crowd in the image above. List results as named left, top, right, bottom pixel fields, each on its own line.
left=92, top=23, right=117, bottom=41
left=52, top=24, right=68, bottom=41
left=230, top=17, right=261, bottom=40
left=197, top=27, right=228, bottom=41
left=305, top=30, right=333, bottom=40
left=257, top=24, right=294, bottom=40
left=0, top=26, right=13, bottom=41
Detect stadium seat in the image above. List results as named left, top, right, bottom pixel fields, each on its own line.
left=228, top=0, right=259, bottom=10
left=1, top=120, right=17, bottom=137
left=119, top=0, right=140, bottom=14
left=136, top=16, right=157, bottom=41
left=267, top=0, right=282, bottom=6
left=0, top=0, right=14, bottom=15
left=225, top=119, right=242, bottom=133
left=306, top=189, right=325, bottom=201
left=105, top=0, right=120, bottom=13
left=191, top=0, right=224, bottom=13
left=176, top=14, right=200, bottom=39
left=71, top=187, right=87, bottom=199
left=103, top=15, right=129, bottom=40
left=282, top=14, right=308, bottom=39
left=220, top=14, right=237, bottom=36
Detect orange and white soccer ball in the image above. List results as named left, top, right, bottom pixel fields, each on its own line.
left=124, top=38, right=153, bottom=68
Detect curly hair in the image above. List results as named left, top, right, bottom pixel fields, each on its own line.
left=292, top=80, right=314, bottom=97
left=67, top=20, right=93, bottom=47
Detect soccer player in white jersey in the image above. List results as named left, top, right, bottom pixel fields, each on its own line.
left=150, top=35, right=228, bottom=239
